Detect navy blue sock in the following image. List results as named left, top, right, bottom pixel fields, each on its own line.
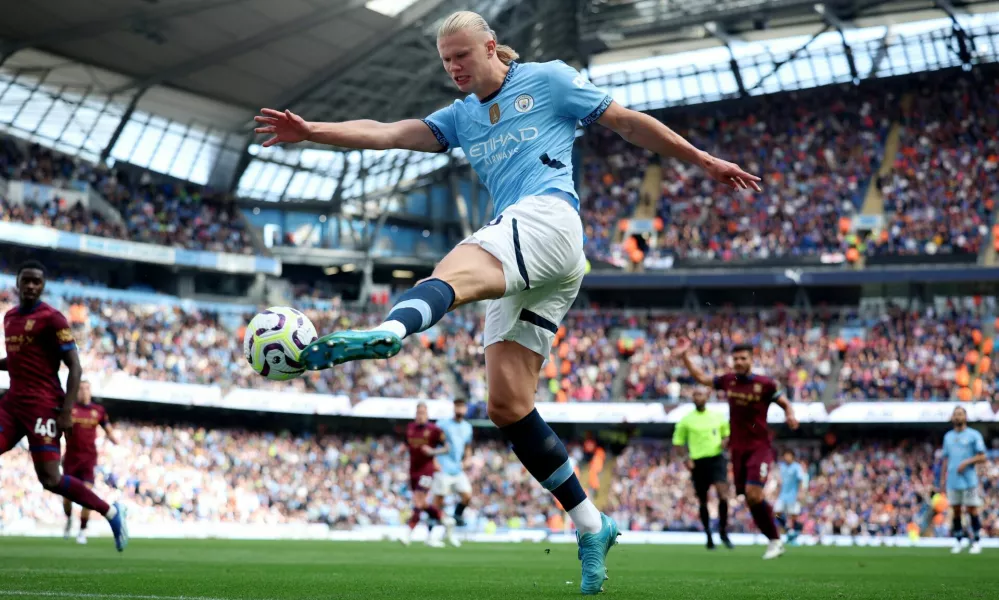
left=500, top=409, right=586, bottom=511
left=383, top=278, right=455, bottom=338
left=970, top=514, right=981, bottom=541
left=952, top=515, right=964, bottom=541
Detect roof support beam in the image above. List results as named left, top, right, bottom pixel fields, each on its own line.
left=100, top=88, right=145, bottom=163
left=110, top=0, right=370, bottom=95
left=705, top=22, right=748, bottom=98
left=814, top=4, right=858, bottom=81
left=0, top=0, right=249, bottom=55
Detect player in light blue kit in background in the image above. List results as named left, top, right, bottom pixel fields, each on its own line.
left=432, top=398, right=474, bottom=547
left=255, top=10, right=760, bottom=593
left=774, top=449, right=808, bottom=545
left=941, top=406, right=987, bottom=554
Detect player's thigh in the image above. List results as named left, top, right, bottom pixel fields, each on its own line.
left=454, top=473, right=473, bottom=496
left=745, top=447, right=775, bottom=488
left=0, top=403, right=27, bottom=455
left=730, top=450, right=748, bottom=496
left=430, top=243, right=506, bottom=308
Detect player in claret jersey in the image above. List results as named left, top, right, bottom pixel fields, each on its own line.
left=62, top=379, right=119, bottom=544
left=0, top=261, right=128, bottom=551
left=401, top=401, right=456, bottom=547
left=677, top=339, right=798, bottom=560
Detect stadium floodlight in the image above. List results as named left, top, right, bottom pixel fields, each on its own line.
left=341, top=264, right=357, bottom=273
left=392, top=270, right=415, bottom=279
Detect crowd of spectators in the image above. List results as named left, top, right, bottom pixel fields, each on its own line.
left=3, top=422, right=994, bottom=541
left=0, top=289, right=457, bottom=401
left=579, top=84, right=891, bottom=264
left=869, top=70, right=999, bottom=257
left=0, top=135, right=252, bottom=254
left=0, top=424, right=565, bottom=533
left=623, top=309, right=834, bottom=403
left=839, top=301, right=988, bottom=401
left=607, top=438, right=999, bottom=538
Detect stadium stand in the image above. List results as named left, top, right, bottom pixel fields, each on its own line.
left=580, top=83, right=892, bottom=264
left=1, top=135, right=253, bottom=254
left=870, top=70, right=999, bottom=258
left=2, top=425, right=995, bottom=541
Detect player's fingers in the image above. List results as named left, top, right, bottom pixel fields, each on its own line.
left=262, top=137, right=279, bottom=147
left=254, top=126, right=276, bottom=134
left=260, top=108, right=284, bottom=118
left=254, top=116, right=278, bottom=124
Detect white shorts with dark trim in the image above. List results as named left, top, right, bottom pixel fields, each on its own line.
left=460, top=194, right=585, bottom=358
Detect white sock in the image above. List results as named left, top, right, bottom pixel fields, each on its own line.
left=371, top=320, right=407, bottom=339
left=568, top=499, right=602, bottom=536
left=105, top=505, right=117, bottom=521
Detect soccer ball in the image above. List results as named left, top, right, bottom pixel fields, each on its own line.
left=243, top=307, right=318, bottom=381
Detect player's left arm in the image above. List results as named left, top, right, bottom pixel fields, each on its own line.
left=773, top=391, right=799, bottom=430
left=100, top=413, right=119, bottom=445
left=597, top=102, right=761, bottom=192
left=54, top=313, right=81, bottom=434
left=58, top=347, right=82, bottom=434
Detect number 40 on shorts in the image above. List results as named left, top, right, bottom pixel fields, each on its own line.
left=34, top=417, right=57, bottom=438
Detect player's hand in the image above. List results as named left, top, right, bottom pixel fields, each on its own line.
left=786, top=414, right=800, bottom=430
left=674, top=337, right=692, bottom=358
left=254, top=109, right=311, bottom=148
left=701, top=154, right=762, bottom=192
left=420, top=445, right=434, bottom=456
left=57, top=409, right=73, bottom=437
left=685, top=459, right=695, bottom=471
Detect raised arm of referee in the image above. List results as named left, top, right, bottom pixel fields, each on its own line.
left=672, top=388, right=733, bottom=550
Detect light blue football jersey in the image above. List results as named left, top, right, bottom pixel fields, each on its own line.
left=942, top=428, right=986, bottom=491
left=436, top=417, right=473, bottom=476
left=778, top=461, right=807, bottom=502
left=423, top=61, right=612, bottom=219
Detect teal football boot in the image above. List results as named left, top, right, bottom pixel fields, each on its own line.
left=302, top=330, right=402, bottom=370
left=577, top=513, right=620, bottom=595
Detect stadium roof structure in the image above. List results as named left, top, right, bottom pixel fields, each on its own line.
left=1, top=0, right=996, bottom=202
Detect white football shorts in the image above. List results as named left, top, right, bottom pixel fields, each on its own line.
left=947, top=487, right=983, bottom=507
left=460, top=193, right=585, bottom=358
left=774, top=498, right=802, bottom=516
left=431, top=471, right=473, bottom=497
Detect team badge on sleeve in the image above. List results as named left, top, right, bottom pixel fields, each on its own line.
left=56, top=328, right=75, bottom=344
left=515, top=94, right=534, bottom=113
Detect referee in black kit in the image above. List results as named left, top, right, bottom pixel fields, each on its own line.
left=672, top=388, right=734, bottom=550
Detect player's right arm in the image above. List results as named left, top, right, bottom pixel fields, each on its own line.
left=672, top=419, right=693, bottom=469
left=254, top=109, right=444, bottom=152
left=674, top=337, right=714, bottom=386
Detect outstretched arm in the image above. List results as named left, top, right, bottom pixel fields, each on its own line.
left=674, top=337, right=714, bottom=386
left=254, top=109, right=444, bottom=152
left=597, top=102, right=761, bottom=192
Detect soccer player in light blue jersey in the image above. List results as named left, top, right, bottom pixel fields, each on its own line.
left=256, top=10, right=760, bottom=593
left=432, top=398, right=474, bottom=547
left=941, top=406, right=987, bottom=554
left=774, top=449, right=808, bottom=545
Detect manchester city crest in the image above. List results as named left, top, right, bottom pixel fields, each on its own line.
left=514, top=94, right=534, bottom=113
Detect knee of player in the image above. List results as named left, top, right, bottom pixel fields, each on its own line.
left=38, top=470, right=62, bottom=490
left=487, top=401, right=531, bottom=428
left=745, top=488, right=765, bottom=505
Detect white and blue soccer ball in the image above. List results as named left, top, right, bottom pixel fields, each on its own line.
left=243, top=307, right=317, bottom=381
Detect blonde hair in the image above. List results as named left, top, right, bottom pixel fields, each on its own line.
left=437, top=10, right=520, bottom=65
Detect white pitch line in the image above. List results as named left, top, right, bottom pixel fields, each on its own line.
left=0, top=591, right=277, bottom=600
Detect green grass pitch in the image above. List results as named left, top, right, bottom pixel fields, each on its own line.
left=0, top=538, right=992, bottom=600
